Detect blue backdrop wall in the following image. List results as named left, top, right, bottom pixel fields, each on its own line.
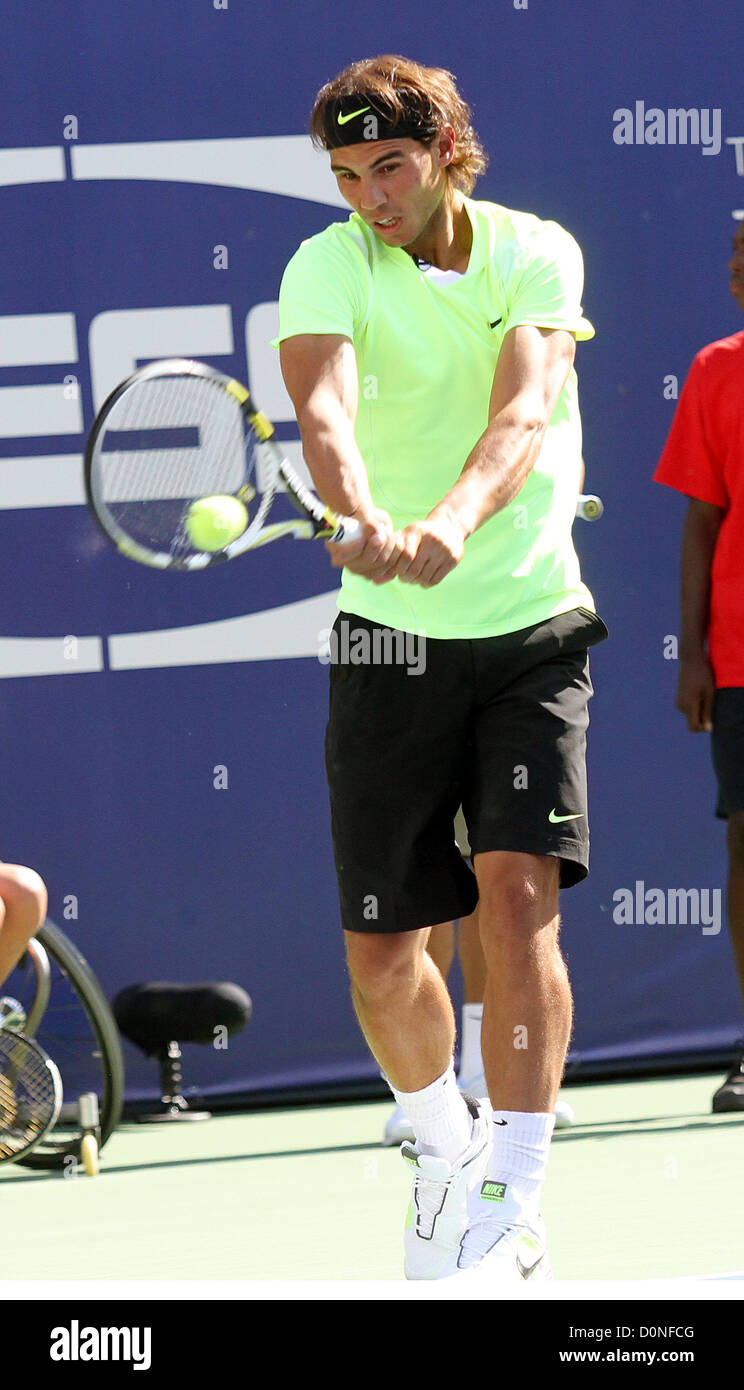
left=0, top=0, right=742, bottom=1100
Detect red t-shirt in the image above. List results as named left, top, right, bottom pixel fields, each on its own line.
left=654, top=330, right=744, bottom=687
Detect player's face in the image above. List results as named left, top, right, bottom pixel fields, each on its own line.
left=330, top=135, right=452, bottom=247
left=729, top=223, right=744, bottom=312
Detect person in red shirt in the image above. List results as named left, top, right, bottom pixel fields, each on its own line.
left=654, top=216, right=744, bottom=1111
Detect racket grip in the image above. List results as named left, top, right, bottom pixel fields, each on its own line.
left=329, top=515, right=363, bottom=545
left=576, top=494, right=604, bottom=520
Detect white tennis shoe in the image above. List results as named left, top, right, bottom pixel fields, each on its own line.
left=444, top=1211, right=552, bottom=1285
left=401, top=1095, right=492, bottom=1280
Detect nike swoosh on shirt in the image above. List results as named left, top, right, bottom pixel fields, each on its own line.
left=548, top=809, right=583, bottom=823
left=338, top=107, right=371, bottom=125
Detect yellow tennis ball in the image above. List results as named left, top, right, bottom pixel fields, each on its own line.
left=186, top=495, right=248, bottom=552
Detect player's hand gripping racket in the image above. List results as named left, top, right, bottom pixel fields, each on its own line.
left=0, top=1027, right=63, bottom=1163
left=85, top=358, right=361, bottom=570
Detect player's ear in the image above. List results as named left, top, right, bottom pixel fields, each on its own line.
left=436, top=124, right=456, bottom=167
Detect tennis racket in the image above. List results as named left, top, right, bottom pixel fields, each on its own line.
left=0, top=1028, right=63, bottom=1163
left=84, top=358, right=362, bottom=571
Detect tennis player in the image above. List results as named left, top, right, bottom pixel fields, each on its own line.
left=278, top=55, right=607, bottom=1284
left=654, top=216, right=744, bottom=1113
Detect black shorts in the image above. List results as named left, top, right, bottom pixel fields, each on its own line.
left=712, top=688, right=744, bottom=818
left=325, top=606, right=608, bottom=934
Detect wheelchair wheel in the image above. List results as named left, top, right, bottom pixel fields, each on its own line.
left=6, top=918, right=124, bottom=1171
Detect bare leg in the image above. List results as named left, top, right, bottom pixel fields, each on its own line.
left=426, top=921, right=455, bottom=980
left=0, top=866, right=48, bottom=989
left=345, top=927, right=455, bottom=1091
left=458, top=904, right=486, bottom=1002
left=474, top=851, right=571, bottom=1113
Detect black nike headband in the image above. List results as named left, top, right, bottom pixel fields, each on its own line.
left=324, top=96, right=439, bottom=148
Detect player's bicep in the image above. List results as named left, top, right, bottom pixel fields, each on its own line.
left=488, top=325, right=576, bottom=427
left=279, top=334, right=359, bottom=429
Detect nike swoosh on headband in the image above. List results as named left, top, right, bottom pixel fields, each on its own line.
left=338, top=107, right=371, bottom=125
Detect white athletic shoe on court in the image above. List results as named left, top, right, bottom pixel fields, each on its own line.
left=444, top=1212, right=552, bottom=1285
left=382, top=1104, right=415, bottom=1147
left=401, top=1096, right=492, bottom=1280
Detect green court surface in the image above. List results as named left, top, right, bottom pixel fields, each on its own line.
left=2, top=1073, right=743, bottom=1286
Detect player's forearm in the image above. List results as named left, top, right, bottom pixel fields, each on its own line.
left=428, top=409, right=545, bottom=539
left=296, top=406, right=376, bottom=521
left=679, top=506, right=723, bottom=660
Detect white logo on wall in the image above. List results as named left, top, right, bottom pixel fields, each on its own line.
left=612, top=881, right=721, bottom=936
left=612, top=103, right=723, bottom=154
left=0, top=136, right=346, bottom=679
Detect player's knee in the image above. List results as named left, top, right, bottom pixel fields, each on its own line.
left=477, top=867, right=541, bottom=925
left=0, top=865, right=48, bottom=931
left=345, top=933, right=421, bottom=1005
left=476, top=858, right=560, bottom=955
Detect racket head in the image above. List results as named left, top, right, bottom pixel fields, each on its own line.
left=85, top=359, right=276, bottom=571
left=0, top=1029, right=63, bottom=1163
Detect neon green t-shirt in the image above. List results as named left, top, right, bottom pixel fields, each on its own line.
left=276, top=195, right=596, bottom=638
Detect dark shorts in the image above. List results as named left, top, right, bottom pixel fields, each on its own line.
left=712, top=688, right=744, bottom=818
left=325, top=606, right=608, bottom=934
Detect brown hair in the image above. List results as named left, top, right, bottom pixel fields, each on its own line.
left=309, top=54, right=488, bottom=195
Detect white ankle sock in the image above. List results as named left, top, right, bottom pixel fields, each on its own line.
left=459, top=1004, right=483, bottom=1082
left=390, top=1061, right=473, bottom=1164
left=470, top=1110, right=555, bottom=1227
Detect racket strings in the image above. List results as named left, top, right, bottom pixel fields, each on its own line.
left=93, top=375, right=257, bottom=559
left=0, top=1031, right=60, bottom=1159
